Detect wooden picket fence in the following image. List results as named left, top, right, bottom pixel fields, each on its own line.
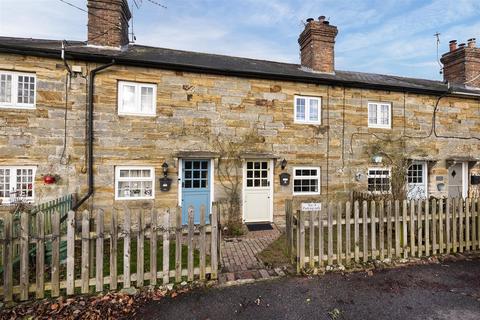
left=0, top=203, right=220, bottom=302
left=286, top=198, right=480, bottom=272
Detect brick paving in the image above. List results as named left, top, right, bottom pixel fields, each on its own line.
left=219, top=225, right=283, bottom=283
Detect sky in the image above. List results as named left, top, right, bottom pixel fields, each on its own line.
left=1, top=0, right=479, bottom=80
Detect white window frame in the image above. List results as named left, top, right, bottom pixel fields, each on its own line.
left=292, top=166, right=321, bottom=196
left=114, top=166, right=155, bottom=200
left=117, top=81, right=157, bottom=116
left=294, top=95, right=322, bottom=125
left=368, top=101, right=391, bottom=129
left=0, top=70, right=36, bottom=110
left=0, top=166, right=37, bottom=204
left=367, top=167, right=391, bottom=194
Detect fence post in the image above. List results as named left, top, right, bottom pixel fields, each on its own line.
left=362, top=201, right=368, bottom=263
left=96, top=209, right=104, bottom=292
left=402, top=200, right=408, bottom=258
left=425, top=199, right=430, bottom=256
left=175, top=206, right=182, bottom=283
left=150, top=208, right=158, bottom=286
left=211, top=203, right=218, bottom=280
left=309, top=210, right=315, bottom=269
left=51, top=210, right=61, bottom=297
left=36, top=210, right=45, bottom=299
left=110, top=210, right=118, bottom=290
left=394, top=200, right=400, bottom=258
left=163, top=209, right=170, bottom=284
left=432, top=199, right=437, bottom=255
left=370, top=201, right=377, bottom=260
left=285, top=200, right=292, bottom=261
left=354, top=201, right=360, bottom=263
left=200, top=205, right=206, bottom=280
left=439, top=198, right=444, bottom=254
left=417, top=200, right=423, bottom=258
left=187, top=206, right=194, bottom=282
left=410, top=200, right=416, bottom=257
left=386, top=200, right=392, bottom=260
left=459, top=198, right=464, bottom=253
left=137, top=209, right=145, bottom=287
left=123, top=207, right=131, bottom=288
left=318, top=203, right=325, bottom=267
left=336, top=202, right=343, bottom=265
left=67, top=210, right=75, bottom=295
left=345, top=201, right=351, bottom=266
left=446, top=198, right=451, bottom=253
left=466, top=198, right=471, bottom=251
left=298, top=210, right=305, bottom=270
left=471, top=199, right=477, bottom=250
left=379, top=200, right=385, bottom=261
left=20, top=211, right=29, bottom=301
left=327, top=204, right=333, bottom=266
left=452, top=198, right=458, bottom=253
left=4, top=213, right=13, bottom=302
left=81, top=210, right=90, bottom=294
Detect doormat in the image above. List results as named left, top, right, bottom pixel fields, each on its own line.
left=247, top=224, right=273, bottom=232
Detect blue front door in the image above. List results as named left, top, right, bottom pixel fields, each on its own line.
left=181, top=159, right=211, bottom=224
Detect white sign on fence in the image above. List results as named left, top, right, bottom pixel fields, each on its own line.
left=301, top=202, right=322, bottom=211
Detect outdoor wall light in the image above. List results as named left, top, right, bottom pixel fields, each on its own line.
left=162, top=162, right=169, bottom=178
left=281, top=158, right=288, bottom=170
left=160, top=162, right=172, bottom=192
left=372, top=155, right=383, bottom=164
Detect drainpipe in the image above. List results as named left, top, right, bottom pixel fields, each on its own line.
left=71, top=59, right=116, bottom=212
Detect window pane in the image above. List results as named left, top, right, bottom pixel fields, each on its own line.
left=368, top=104, right=377, bottom=124
left=17, top=75, right=35, bottom=104
left=121, top=85, right=136, bottom=112
left=296, top=98, right=305, bottom=120
left=309, top=99, right=319, bottom=121
left=380, top=104, right=390, bottom=125
left=140, top=86, right=154, bottom=113
left=0, top=74, right=12, bottom=104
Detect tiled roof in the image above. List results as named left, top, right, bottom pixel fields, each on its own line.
left=1, top=36, right=479, bottom=96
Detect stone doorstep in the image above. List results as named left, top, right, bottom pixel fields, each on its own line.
left=217, top=268, right=286, bottom=287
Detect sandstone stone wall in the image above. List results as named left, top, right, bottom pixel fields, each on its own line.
left=1, top=53, right=480, bottom=225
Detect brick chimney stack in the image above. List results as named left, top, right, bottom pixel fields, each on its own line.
left=87, top=0, right=131, bottom=48
left=440, top=37, right=480, bottom=88
left=298, top=16, right=338, bottom=73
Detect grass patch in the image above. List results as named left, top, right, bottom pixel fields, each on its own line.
left=257, top=233, right=291, bottom=268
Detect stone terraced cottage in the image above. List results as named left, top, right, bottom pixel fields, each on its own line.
left=1, top=0, right=480, bottom=226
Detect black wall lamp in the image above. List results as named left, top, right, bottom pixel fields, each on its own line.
left=281, top=158, right=288, bottom=170
left=159, top=162, right=172, bottom=192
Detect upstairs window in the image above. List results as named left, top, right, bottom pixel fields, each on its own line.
left=294, top=96, right=321, bottom=124
left=115, top=166, right=155, bottom=200
left=368, top=102, right=391, bottom=129
left=367, top=168, right=391, bottom=193
left=0, top=166, right=36, bottom=203
left=293, top=167, right=321, bottom=195
left=118, top=81, right=156, bottom=116
left=0, top=71, right=36, bottom=109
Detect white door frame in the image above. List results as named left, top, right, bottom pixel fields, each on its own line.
left=177, top=158, right=215, bottom=214
left=242, top=159, right=274, bottom=223
left=462, top=161, right=468, bottom=199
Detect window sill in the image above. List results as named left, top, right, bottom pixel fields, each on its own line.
left=0, top=105, right=36, bottom=110
left=118, top=111, right=156, bottom=117
left=293, top=192, right=321, bottom=196
left=368, top=124, right=391, bottom=129
left=294, top=120, right=322, bottom=125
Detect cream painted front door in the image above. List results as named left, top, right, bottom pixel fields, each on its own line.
left=448, top=162, right=467, bottom=198
left=243, top=160, right=273, bottom=223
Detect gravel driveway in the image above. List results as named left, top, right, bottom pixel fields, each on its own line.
left=135, top=257, right=480, bottom=320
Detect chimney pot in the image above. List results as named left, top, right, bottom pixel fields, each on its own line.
left=449, top=40, right=457, bottom=52
left=467, top=38, right=476, bottom=48
left=459, top=43, right=466, bottom=49
left=323, top=21, right=330, bottom=25
left=318, top=15, right=326, bottom=22
left=306, top=18, right=314, bottom=23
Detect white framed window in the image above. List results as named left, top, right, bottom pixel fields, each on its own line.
left=0, top=71, right=36, bottom=109
left=118, top=81, right=157, bottom=116
left=115, top=166, right=155, bottom=200
left=293, top=167, right=321, bottom=195
left=294, top=95, right=321, bottom=124
left=0, top=166, right=36, bottom=204
left=368, top=102, right=391, bottom=129
left=367, top=167, right=391, bottom=193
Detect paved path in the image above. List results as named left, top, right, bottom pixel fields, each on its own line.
left=136, top=258, right=480, bottom=320
left=220, top=226, right=281, bottom=274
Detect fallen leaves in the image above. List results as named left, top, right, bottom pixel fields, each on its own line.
left=0, top=284, right=194, bottom=320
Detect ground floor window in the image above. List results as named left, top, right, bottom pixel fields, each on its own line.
left=293, top=167, right=320, bottom=195
left=0, top=166, right=36, bottom=203
left=115, top=166, right=155, bottom=200
left=367, top=168, right=391, bottom=193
